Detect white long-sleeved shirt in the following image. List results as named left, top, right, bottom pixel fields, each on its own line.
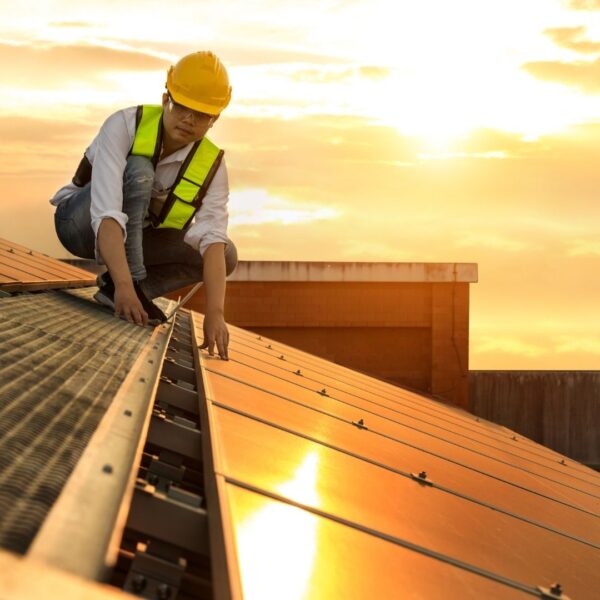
left=50, top=106, right=229, bottom=257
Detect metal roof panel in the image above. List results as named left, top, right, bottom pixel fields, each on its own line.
left=0, top=238, right=95, bottom=292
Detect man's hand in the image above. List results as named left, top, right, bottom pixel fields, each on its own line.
left=97, top=218, right=147, bottom=327
left=200, top=309, right=229, bottom=360
left=114, top=283, right=148, bottom=326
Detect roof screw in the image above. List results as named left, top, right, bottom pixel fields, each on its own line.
left=139, top=377, right=146, bottom=383
left=279, top=354, right=285, bottom=360
left=295, top=369, right=302, bottom=376
left=475, top=417, right=480, bottom=422
left=157, top=583, right=172, bottom=599
left=267, top=344, right=272, bottom=349
left=512, top=435, right=518, bottom=441
left=124, top=409, right=132, bottom=417
left=358, top=418, right=365, bottom=428
left=550, top=583, right=562, bottom=596
left=102, top=464, right=113, bottom=474
left=28, top=250, right=33, bottom=255
left=8, top=248, right=14, bottom=253
left=319, top=388, right=328, bottom=396
left=419, top=471, right=427, bottom=479
left=560, top=459, right=566, bottom=465
left=131, top=574, right=146, bottom=593
left=257, top=336, right=262, bottom=340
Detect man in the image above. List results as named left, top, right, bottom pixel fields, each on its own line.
left=51, top=51, right=236, bottom=359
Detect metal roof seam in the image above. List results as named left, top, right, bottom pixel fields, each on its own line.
left=227, top=331, right=581, bottom=466
left=190, top=316, right=243, bottom=600
left=204, top=368, right=600, bottom=519
left=224, top=348, right=598, bottom=484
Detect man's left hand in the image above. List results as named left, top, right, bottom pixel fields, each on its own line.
left=200, top=310, right=229, bottom=360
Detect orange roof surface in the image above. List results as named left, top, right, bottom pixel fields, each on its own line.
left=0, top=238, right=95, bottom=292
left=193, top=315, right=600, bottom=599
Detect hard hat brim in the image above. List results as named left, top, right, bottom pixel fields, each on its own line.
left=167, top=81, right=231, bottom=116
left=168, top=86, right=230, bottom=116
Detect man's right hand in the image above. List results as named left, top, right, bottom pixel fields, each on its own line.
left=114, top=283, right=148, bottom=326
left=97, top=219, right=148, bottom=326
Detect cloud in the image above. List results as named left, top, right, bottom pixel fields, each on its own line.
left=358, top=66, right=390, bottom=79
left=290, top=65, right=390, bottom=84
left=229, top=188, right=339, bottom=226
left=454, top=233, right=535, bottom=253
left=0, top=42, right=168, bottom=88
left=0, top=116, right=96, bottom=146
left=544, top=26, right=600, bottom=54
left=473, top=335, right=548, bottom=357
left=470, top=328, right=600, bottom=369
left=336, top=240, right=414, bottom=260
left=555, top=335, right=600, bottom=354
left=566, top=239, right=600, bottom=256
left=122, top=40, right=348, bottom=67
left=417, top=151, right=508, bottom=160
left=291, top=68, right=354, bottom=83
left=566, top=0, right=600, bottom=9
left=49, top=21, right=95, bottom=28
left=522, top=56, right=600, bottom=92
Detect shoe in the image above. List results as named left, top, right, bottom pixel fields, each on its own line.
left=133, top=281, right=167, bottom=324
left=93, top=272, right=116, bottom=310
left=96, top=271, right=109, bottom=287
left=93, top=273, right=167, bottom=325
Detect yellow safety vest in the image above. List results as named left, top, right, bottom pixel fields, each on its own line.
left=131, top=104, right=224, bottom=229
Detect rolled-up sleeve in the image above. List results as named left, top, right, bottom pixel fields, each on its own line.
left=89, top=110, right=135, bottom=244
left=184, top=159, right=230, bottom=256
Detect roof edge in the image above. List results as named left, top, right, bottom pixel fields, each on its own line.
left=227, top=261, right=478, bottom=283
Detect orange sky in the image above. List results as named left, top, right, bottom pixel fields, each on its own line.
left=1, top=0, right=600, bottom=369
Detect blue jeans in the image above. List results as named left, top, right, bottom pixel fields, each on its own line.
left=54, top=155, right=237, bottom=298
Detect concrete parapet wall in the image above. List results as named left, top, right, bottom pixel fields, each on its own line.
left=177, top=275, right=473, bottom=409
left=228, top=261, right=478, bottom=283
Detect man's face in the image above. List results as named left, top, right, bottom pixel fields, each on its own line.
left=161, top=92, right=218, bottom=146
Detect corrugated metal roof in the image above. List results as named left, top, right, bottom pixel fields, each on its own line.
left=0, top=238, right=95, bottom=292
left=194, top=315, right=600, bottom=599
left=0, top=288, right=156, bottom=554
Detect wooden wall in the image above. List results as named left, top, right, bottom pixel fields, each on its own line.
left=470, top=371, right=600, bottom=467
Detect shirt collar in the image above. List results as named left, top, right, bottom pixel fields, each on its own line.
left=157, top=141, right=195, bottom=166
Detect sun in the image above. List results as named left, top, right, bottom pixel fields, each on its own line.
left=372, top=71, right=479, bottom=151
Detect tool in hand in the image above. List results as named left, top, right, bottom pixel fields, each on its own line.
left=164, top=281, right=203, bottom=322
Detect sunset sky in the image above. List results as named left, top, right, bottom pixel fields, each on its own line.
left=1, top=0, right=600, bottom=369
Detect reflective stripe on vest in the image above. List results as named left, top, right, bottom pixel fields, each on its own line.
left=131, top=105, right=162, bottom=163
left=130, top=104, right=224, bottom=230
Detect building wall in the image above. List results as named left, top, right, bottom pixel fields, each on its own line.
left=177, top=280, right=471, bottom=409
left=470, top=371, right=600, bottom=467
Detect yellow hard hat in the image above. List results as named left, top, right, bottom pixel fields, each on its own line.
left=166, top=51, right=232, bottom=115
